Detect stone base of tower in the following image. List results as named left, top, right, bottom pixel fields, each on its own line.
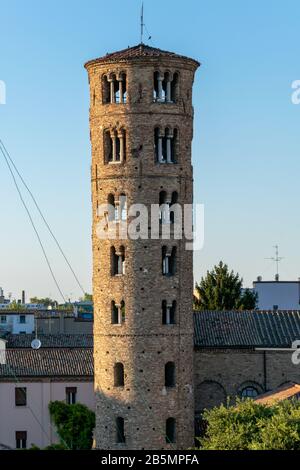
left=94, top=396, right=195, bottom=450
left=93, top=335, right=195, bottom=450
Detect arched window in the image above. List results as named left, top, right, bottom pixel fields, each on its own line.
left=170, top=192, right=178, bottom=224
left=107, top=194, right=116, bottom=221
left=104, top=129, right=126, bottom=164
left=111, top=246, right=125, bottom=276
left=165, top=362, right=176, bottom=388
left=154, top=127, right=178, bottom=164
left=166, top=418, right=176, bottom=444
left=111, top=301, right=118, bottom=324
left=102, top=75, right=110, bottom=104
left=104, top=130, right=113, bottom=163
left=119, top=193, right=127, bottom=221
left=162, top=246, right=176, bottom=276
left=114, top=363, right=124, bottom=387
left=154, top=127, right=161, bottom=163
left=116, top=417, right=125, bottom=443
left=153, top=71, right=165, bottom=102
left=241, top=386, right=259, bottom=399
left=171, top=72, right=179, bottom=102
left=153, top=71, right=178, bottom=103
left=162, top=300, right=176, bottom=325
left=111, top=301, right=125, bottom=325
left=159, top=191, right=170, bottom=224
left=172, top=128, right=178, bottom=163
left=115, top=73, right=127, bottom=104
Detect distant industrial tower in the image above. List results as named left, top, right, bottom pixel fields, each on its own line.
left=85, top=43, right=199, bottom=450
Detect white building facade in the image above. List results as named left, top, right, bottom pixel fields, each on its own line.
left=253, top=279, right=300, bottom=310
left=0, top=336, right=94, bottom=449
left=0, top=312, right=35, bottom=334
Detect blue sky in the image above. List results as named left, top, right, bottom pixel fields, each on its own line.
left=0, top=0, right=299, bottom=301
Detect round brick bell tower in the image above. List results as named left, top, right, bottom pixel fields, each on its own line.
left=85, top=44, right=200, bottom=450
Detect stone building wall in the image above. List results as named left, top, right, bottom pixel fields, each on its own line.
left=85, top=46, right=199, bottom=450
left=194, top=348, right=300, bottom=413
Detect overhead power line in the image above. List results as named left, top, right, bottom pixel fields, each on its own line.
left=0, top=139, right=86, bottom=298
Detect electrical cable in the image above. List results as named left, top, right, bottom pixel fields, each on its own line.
left=0, top=144, right=66, bottom=303
left=0, top=139, right=85, bottom=296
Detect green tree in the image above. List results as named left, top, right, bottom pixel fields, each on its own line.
left=194, top=261, right=257, bottom=310
left=30, top=297, right=57, bottom=308
left=196, top=399, right=300, bottom=450
left=79, top=293, right=93, bottom=302
left=49, top=401, right=95, bottom=450
left=8, top=301, right=24, bottom=311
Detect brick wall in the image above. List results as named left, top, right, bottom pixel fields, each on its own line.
left=194, top=348, right=300, bottom=413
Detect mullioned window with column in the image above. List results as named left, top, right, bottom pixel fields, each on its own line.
left=154, top=127, right=178, bottom=164
left=153, top=71, right=179, bottom=103
left=104, top=128, right=126, bottom=164
left=102, top=72, right=127, bottom=104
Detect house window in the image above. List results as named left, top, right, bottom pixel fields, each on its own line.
left=66, top=387, right=77, bottom=405
left=162, top=247, right=176, bottom=276
left=16, top=431, right=27, bottom=449
left=116, top=417, right=125, bottom=444
left=111, top=301, right=125, bottom=325
left=241, top=387, right=259, bottom=399
left=111, top=246, right=126, bottom=276
left=19, top=315, right=26, bottom=324
left=166, top=418, right=176, bottom=444
left=162, top=300, right=176, bottom=325
left=114, top=363, right=125, bottom=387
left=165, top=362, right=176, bottom=388
left=0, top=315, right=6, bottom=323
left=15, top=387, right=27, bottom=407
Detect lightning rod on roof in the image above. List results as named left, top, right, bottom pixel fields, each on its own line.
left=140, top=2, right=144, bottom=44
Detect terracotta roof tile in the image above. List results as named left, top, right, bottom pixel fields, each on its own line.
left=5, top=334, right=93, bottom=349
left=85, top=43, right=200, bottom=68
left=255, top=382, right=300, bottom=405
left=0, top=348, right=93, bottom=378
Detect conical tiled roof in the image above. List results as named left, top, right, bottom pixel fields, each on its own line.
left=85, top=43, right=200, bottom=68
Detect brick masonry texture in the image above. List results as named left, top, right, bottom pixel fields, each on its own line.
left=85, top=46, right=199, bottom=450
left=194, top=348, right=300, bottom=412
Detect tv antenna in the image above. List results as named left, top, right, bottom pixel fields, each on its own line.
left=265, top=245, right=284, bottom=280
left=140, top=3, right=152, bottom=44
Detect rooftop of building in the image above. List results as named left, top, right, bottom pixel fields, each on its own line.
left=194, top=309, right=300, bottom=349
left=1, top=310, right=300, bottom=378
left=0, top=348, right=93, bottom=378
left=254, top=382, right=300, bottom=405
left=84, top=43, right=200, bottom=68
left=4, top=333, right=93, bottom=349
